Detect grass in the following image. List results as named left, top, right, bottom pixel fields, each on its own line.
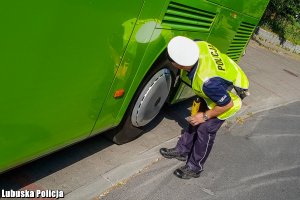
left=284, top=19, right=300, bottom=45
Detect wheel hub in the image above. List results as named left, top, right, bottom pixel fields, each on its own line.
left=131, top=68, right=172, bottom=127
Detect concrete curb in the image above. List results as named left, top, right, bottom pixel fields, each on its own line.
left=64, top=138, right=177, bottom=200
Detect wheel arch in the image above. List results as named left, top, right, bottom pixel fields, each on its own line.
left=113, top=43, right=177, bottom=128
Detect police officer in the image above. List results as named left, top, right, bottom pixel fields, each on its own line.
left=160, top=36, right=249, bottom=179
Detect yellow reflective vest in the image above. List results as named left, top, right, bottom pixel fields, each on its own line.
left=192, top=41, right=249, bottom=120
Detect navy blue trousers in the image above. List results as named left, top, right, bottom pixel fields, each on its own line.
left=176, top=118, right=224, bottom=172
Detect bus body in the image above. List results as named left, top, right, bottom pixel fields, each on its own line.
left=0, top=0, right=269, bottom=173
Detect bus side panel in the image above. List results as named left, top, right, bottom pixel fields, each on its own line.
left=90, top=0, right=168, bottom=134
left=0, top=1, right=143, bottom=172
left=91, top=0, right=221, bottom=132
left=207, top=0, right=270, bottom=19
left=226, top=15, right=260, bottom=62
left=93, top=0, right=270, bottom=134
left=207, top=8, right=243, bottom=53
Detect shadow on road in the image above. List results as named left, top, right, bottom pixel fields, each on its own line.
left=0, top=134, right=113, bottom=191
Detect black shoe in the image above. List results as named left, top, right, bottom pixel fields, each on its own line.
left=173, top=165, right=201, bottom=179
left=159, top=148, right=187, bottom=161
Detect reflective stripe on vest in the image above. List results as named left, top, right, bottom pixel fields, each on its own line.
left=192, top=41, right=249, bottom=120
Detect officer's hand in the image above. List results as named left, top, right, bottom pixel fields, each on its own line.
left=189, top=112, right=205, bottom=126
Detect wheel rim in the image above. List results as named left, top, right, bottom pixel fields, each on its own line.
left=131, top=68, right=172, bottom=127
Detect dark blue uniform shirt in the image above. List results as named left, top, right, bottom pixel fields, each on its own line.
left=188, top=63, right=232, bottom=106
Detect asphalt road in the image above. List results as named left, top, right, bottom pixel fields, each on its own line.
left=102, top=101, right=300, bottom=200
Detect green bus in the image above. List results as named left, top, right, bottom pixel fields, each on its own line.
left=0, top=0, right=269, bottom=173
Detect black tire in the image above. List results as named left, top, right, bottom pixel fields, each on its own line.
left=106, top=57, right=177, bottom=144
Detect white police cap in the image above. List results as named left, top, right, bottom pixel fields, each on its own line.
left=167, top=36, right=199, bottom=66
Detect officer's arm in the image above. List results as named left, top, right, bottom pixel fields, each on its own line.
left=203, top=78, right=233, bottom=119
left=189, top=100, right=233, bottom=126
left=189, top=79, right=234, bottom=125
left=205, top=100, right=233, bottom=119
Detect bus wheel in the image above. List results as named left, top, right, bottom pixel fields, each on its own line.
left=110, top=61, right=175, bottom=144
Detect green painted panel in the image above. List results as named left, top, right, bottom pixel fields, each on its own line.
left=161, top=0, right=218, bottom=32
left=0, top=0, right=143, bottom=172
left=208, top=8, right=261, bottom=56
left=206, top=0, right=270, bottom=19
left=208, top=9, right=243, bottom=53
left=93, top=0, right=215, bottom=131
left=91, top=0, right=168, bottom=134
left=226, top=16, right=259, bottom=62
